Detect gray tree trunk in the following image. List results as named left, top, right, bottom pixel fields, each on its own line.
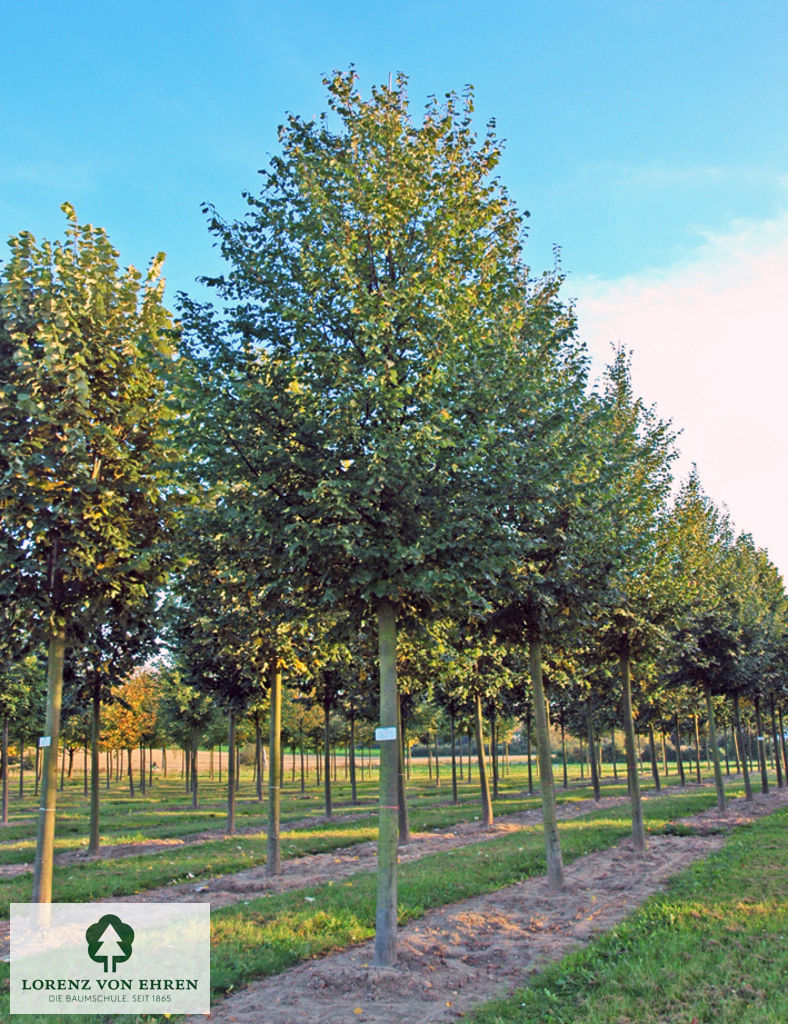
left=732, top=693, right=753, bottom=800
left=473, top=692, right=493, bottom=826
left=267, top=657, right=283, bottom=874
left=32, top=621, right=67, bottom=902
left=529, top=638, right=564, bottom=890
left=648, top=723, right=661, bottom=792
left=227, top=709, right=236, bottom=834
left=586, top=700, right=601, bottom=801
left=704, top=685, right=726, bottom=811
left=374, top=597, right=399, bottom=967
left=88, top=682, right=101, bottom=854
left=620, top=653, right=645, bottom=854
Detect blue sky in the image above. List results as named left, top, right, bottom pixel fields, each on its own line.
left=3, top=0, right=787, bottom=574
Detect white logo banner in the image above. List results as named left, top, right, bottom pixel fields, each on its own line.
left=10, top=903, right=210, bottom=1015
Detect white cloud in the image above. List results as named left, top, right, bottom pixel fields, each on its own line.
left=571, top=211, right=788, bottom=580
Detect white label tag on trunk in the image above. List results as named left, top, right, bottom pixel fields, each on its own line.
left=375, top=727, right=397, bottom=741
left=38, top=737, right=51, bottom=748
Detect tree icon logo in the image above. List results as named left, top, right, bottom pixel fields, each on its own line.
left=85, top=914, right=135, bottom=973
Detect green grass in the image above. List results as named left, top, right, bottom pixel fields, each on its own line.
left=0, top=754, right=680, bottom=859
left=207, top=787, right=731, bottom=996
left=0, top=822, right=381, bottom=910
left=0, top=764, right=750, bottom=913
left=470, top=805, right=788, bottom=1024
left=0, top=783, right=768, bottom=1024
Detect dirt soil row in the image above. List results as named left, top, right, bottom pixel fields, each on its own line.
left=181, top=787, right=788, bottom=1024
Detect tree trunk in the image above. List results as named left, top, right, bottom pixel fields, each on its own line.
left=611, top=727, right=618, bottom=780
left=450, top=706, right=458, bottom=806
left=489, top=712, right=497, bottom=799
left=648, top=723, right=661, bottom=792
left=139, top=743, right=146, bottom=796
left=374, top=597, right=399, bottom=968
left=467, top=727, right=472, bottom=783
left=323, top=688, right=332, bottom=818
left=620, top=652, right=645, bottom=854
left=227, top=709, right=236, bottom=833
left=397, top=692, right=410, bottom=843
left=674, top=715, right=685, bottom=786
left=779, top=706, right=788, bottom=785
left=561, top=716, right=568, bottom=789
left=473, top=693, right=493, bottom=826
left=693, top=714, right=702, bottom=784
left=586, top=700, right=601, bottom=801
left=1, top=718, right=8, bottom=826
left=127, top=748, right=134, bottom=796
left=732, top=693, right=753, bottom=800
left=525, top=709, right=533, bottom=796
left=88, top=682, right=101, bottom=854
left=191, top=746, right=198, bottom=808
left=529, top=637, right=564, bottom=890
left=255, top=720, right=263, bottom=801
left=704, top=685, right=726, bottom=811
left=769, top=697, right=783, bottom=788
left=754, top=699, right=769, bottom=794
left=32, top=620, right=67, bottom=903
left=349, top=712, right=358, bottom=805
left=267, top=656, right=283, bottom=875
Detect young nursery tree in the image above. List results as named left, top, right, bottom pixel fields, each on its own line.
left=0, top=205, right=176, bottom=900
left=180, top=71, right=531, bottom=964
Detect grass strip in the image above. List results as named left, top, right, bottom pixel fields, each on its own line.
left=470, top=805, right=788, bottom=1024
left=0, top=765, right=680, bottom=860
left=0, top=773, right=704, bottom=909
left=0, top=823, right=382, bottom=913
left=0, top=789, right=741, bottom=1024
left=207, top=788, right=726, bottom=996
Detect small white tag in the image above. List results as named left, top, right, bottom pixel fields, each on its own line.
left=375, top=727, right=397, bottom=742
left=38, top=737, right=51, bottom=748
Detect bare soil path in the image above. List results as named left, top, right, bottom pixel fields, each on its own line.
left=182, top=787, right=788, bottom=1024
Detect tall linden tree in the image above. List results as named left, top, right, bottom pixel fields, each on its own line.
left=0, top=206, right=176, bottom=901
left=181, top=71, right=530, bottom=965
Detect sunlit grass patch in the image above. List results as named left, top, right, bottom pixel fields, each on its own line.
left=470, top=805, right=788, bottom=1024
left=205, top=789, right=728, bottom=997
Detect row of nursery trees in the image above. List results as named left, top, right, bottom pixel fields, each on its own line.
left=1, top=71, right=786, bottom=965
left=8, top=649, right=778, bottom=818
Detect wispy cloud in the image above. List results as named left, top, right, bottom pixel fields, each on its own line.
left=572, top=211, right=788, bottom=578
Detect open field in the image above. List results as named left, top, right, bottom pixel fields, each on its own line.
left=1, top=760, right=785, bottom=1023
